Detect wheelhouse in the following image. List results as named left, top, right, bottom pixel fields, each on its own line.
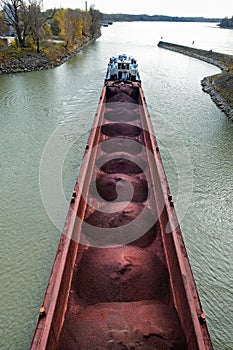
left=105, top=54, right=141, bottom=82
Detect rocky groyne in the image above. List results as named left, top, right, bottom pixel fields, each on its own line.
left=158, top=41, right=233, bottom=121
left=201, top=76, right=233, bottom=120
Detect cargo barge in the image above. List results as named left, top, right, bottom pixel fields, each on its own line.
left=31, top=55, right=213, bottom=349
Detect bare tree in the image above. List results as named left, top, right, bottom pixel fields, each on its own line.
left=89, top=5, right=102, bottom=38
left=27, top=0, right=45, bottom=52
left=28, top=1, right=55, bottom=52
left=0, top=11, right=9, bottom=34
left=0, top=0, right=55, bottom=49
left=0, top=0, right=29, bottom=46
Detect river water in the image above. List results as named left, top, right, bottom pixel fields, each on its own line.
left=0, top=22, right=232, bottom=349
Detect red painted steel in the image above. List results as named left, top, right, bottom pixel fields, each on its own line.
left=30, top=81, right=213, bottom=350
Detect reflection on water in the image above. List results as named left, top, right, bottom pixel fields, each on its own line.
left=0, top=22, right=232, bottom=349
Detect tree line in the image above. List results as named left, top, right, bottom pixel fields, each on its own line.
left=218, top=16, right=233, bottom=28
left=102, top=13, right=221, bottom=23
left=0, top=0, right=102, bottom=52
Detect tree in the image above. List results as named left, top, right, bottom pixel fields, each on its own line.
left=53, top=8, right=65, bottom=37
left=0, top=0, right=54, bottom=49
left=49, top=6, right=101, bottom=45
left=0, top=0, right=29, bottom=46
left=82, top=10, right=91, bottom=37
left=0, top=11, right=9, bottom=34
left=89, top=5, right=102, bottom=38
left=219, top=16, right=233, bottom=28
left=28, top=1, right=45, bottom=52
left=27, top=0, right=55, bottom=52
left=52, top=8, right=83, bottom=48
left=63, top=9, right=79, bottom=48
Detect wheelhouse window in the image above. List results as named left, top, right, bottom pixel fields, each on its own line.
left=118, top=63, right=130, bottom=69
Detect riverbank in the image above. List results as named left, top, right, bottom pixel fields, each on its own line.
left=0, top=35, right=99, bottom=74
left=158, top=41, right=233, bottom=121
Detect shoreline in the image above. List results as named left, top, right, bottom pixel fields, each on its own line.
left=158, top=41, right=233, bottom=121
left=0, top=36, right=98, bottom=74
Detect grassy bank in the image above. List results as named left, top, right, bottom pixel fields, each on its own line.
left=0, top=35, right=98, bottom=73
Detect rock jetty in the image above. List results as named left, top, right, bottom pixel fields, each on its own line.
left=158, top=41, right=233, bottom=121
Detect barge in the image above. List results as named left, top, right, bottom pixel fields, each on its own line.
left=31, top=55, right=213, bottom=349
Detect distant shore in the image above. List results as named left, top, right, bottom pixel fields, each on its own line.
left=158, top=41, right=233, bottom=121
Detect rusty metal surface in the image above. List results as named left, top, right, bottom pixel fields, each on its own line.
left=30, top=81, right=213, bottom=350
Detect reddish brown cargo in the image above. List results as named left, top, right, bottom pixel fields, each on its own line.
left=30, top=55, right=213, bottom=350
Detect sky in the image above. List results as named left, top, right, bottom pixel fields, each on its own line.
left=43, top=0, right=233, bottom=19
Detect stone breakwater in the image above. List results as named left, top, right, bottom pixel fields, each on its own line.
left=201, top=76, right=233, bottom=120
left=158, top=41, right=233, bottom=121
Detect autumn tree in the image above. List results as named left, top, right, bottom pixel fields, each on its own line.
left=49, top=6, right=101, bottom=45
left=52, top=8, right=65, bottom=37
left=63, top=9, right=82, bottom=48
